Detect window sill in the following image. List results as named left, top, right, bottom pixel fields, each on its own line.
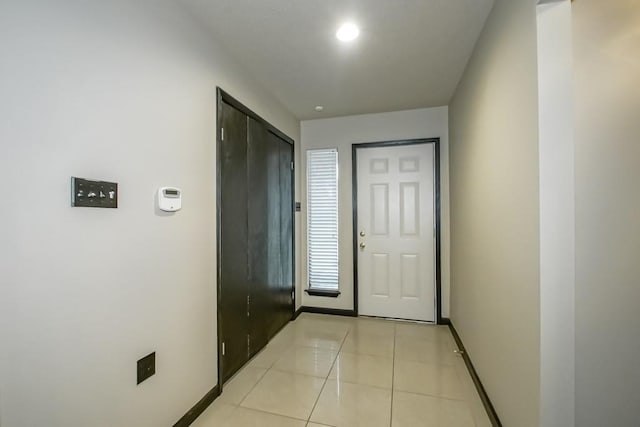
left=305, top=289, right=341, bottom=298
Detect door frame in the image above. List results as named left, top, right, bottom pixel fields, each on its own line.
left=351, top=138, right=442, bottom=324
left=216, top=87, right=296, bottom=391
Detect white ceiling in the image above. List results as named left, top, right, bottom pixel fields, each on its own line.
left=180, top=0, right=494, bottom=120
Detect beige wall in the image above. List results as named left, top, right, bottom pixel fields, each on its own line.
left=0, top=1, right=298, bottom=426
left=300, top=107, right=450, bottom=317
left=537, top=1, right=575, bottom=425
left=448, top=0, right=541, bottom=425
left=573, top=1, right=640, bottom=425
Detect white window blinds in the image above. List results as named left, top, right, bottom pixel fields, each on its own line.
left=306, top=149, right=339, bottom=290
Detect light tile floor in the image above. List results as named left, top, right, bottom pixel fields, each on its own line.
left=192, top=313, right=492, bottom=427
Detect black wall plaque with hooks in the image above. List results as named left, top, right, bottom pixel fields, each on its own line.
left=71, top=177, right=118, bottom=208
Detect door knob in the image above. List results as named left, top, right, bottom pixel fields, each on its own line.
left=359, top=242, right=366, bottom=250
left=359, top=230, right=366, bottom=237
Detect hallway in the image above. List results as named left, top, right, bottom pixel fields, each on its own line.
left=193, top=313, right=491, bottom=426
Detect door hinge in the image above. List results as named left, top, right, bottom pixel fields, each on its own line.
left=290, top=161, right=294, bottom=171
left=247, top=334, right=251, bottom=357
left=221, top=128, right=224, bottom=141
left=222, top=342, right=225, bottom=356
left=291, top=290, right=295, bottom=300
left=247, top=295, right=250, bottom=317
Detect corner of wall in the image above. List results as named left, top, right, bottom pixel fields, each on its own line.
left=448, top=0, right=541, bottom=424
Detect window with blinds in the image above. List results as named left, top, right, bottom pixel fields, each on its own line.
left=306, top=149, right=339, bottom=291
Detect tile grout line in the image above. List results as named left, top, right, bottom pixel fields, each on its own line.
left=392, top=346, right=471, bottom=401
left=233, top=404, right=312, bottom=424
left=395, top=327, right=483, bottom=424
left=236, top=323, right=295, bottom=410
left=305, top=321, right=351, bottom=424
left=235, top=366, right=269, bottom=408
left=391, top=387, right=469, bottom=402
left=237, top=319, right=343, bottom=425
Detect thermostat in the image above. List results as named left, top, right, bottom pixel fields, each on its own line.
left=158, top=187, right=182, bottom=212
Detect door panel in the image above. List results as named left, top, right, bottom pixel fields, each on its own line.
left=400, top=254, right=420, bottom=298
left=265, top=130, right=283, bottom=341
left=247, top=120, right=294, bottom=354
left=371, top=184, right=390, bottom=235
left=277, top=136, right=294, bottom=332
left=399, top=182, right=420, bottom=236
left=356, top=144, right=435, bottom=322
left=219, top=101, right=250, bottom=382
left=247, top=117, right=271, bottom=356
left=372, top=253, right=390, bottom=296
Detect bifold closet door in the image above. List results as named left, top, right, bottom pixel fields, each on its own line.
left=276, top=134, right=294, bottom=335
left=219, top=101, right=250, bottom=382
left=247, top=119, right=294, bottom=353
left=219, top=100, right=294, bottom=381
left=247, top=118, right=272, bottom=355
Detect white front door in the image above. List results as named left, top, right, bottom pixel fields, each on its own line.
left=356, top=143, right=436, bottom=322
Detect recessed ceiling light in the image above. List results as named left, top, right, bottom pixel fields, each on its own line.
left=336, top=22, right=359, bottom=42
left=315, top=105, right=324, bottom=112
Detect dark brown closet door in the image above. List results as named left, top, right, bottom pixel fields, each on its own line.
left=275, top=133, right=294, bottom=336
left=264, top=131, right=285, bottom=340
left=247, top=117, right=271, bottom=355
left=218, top=95, right=294, bottom=383
left=219, top=101, right=250, bottom=382
left=247, top=121, right=294, bottom=352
